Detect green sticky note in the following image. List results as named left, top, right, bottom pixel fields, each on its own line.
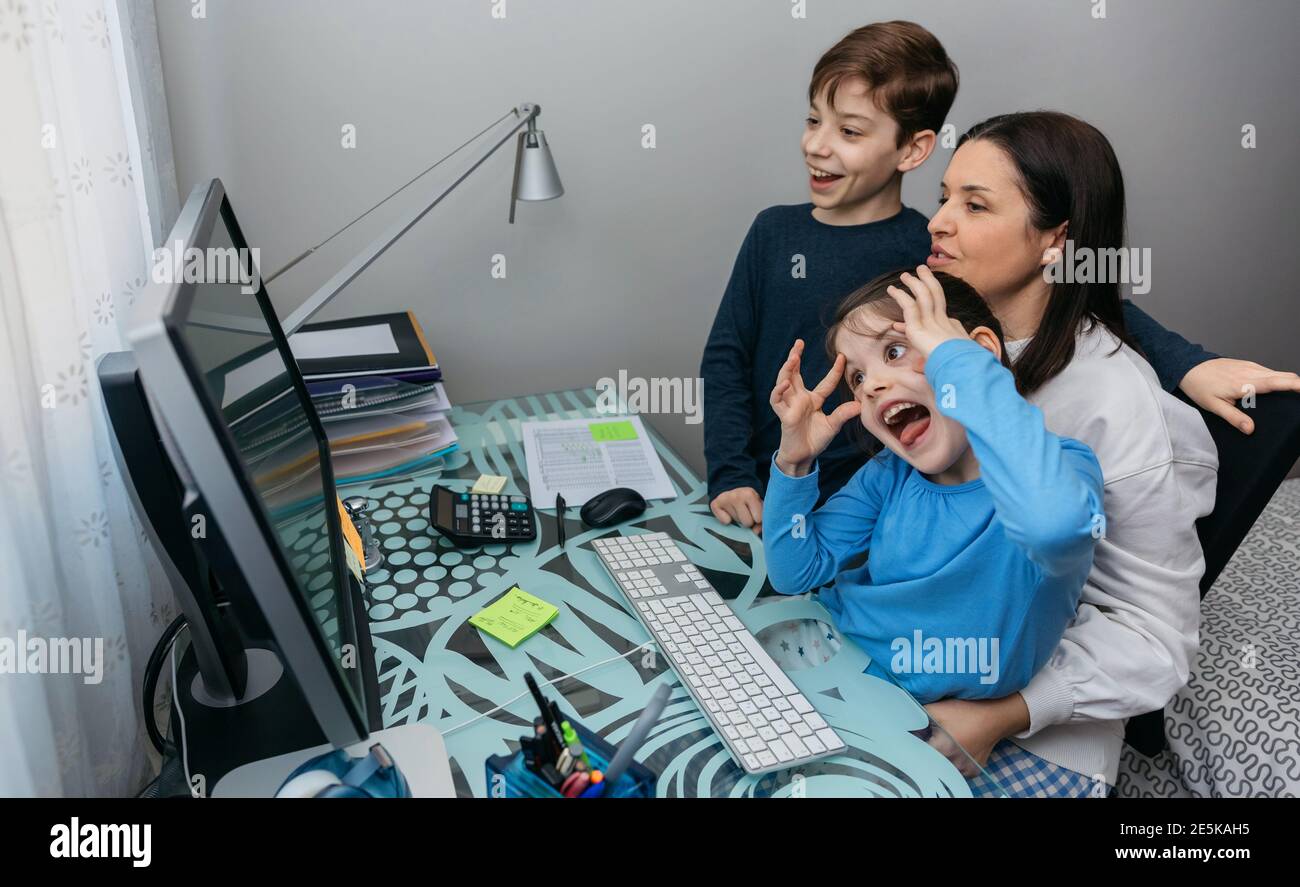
left=590, top=420, right=638, bottom=442
left=469, top=587, right=558, bottom=648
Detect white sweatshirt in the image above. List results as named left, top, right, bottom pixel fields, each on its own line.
left=1005, top=322, right=1218, bottom=785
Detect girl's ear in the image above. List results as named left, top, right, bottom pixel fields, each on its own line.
left=968, top=326, right=1003, bottom=363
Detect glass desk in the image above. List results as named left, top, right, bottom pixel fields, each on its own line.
left=342, top=388, right=1007, bottom=797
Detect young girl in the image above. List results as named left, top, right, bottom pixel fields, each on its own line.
left=763, top=266, right=1104, bottom=703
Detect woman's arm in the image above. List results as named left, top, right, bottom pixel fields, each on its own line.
left=1123, top=300, right=1300, bottom=433
left=1121, top=300, right=1216, bottom=391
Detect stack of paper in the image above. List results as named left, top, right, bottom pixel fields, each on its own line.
left=312, top=380, right=458, bottom=484
left=290, top=312, right=460, bottom=482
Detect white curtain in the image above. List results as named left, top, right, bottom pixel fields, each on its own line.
left=0, top=0, right=176, bottom=796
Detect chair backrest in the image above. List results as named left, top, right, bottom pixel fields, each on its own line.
left=1126, top=390, right=1300, bottom=758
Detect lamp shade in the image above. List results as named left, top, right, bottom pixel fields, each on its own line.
left=516, top=130, right=563, bottom=201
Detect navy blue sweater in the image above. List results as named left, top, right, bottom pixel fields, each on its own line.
left=701, top=203, right=1217, bottom=502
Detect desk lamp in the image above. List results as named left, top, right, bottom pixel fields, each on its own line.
left=195, top=103, right=563, bottom=336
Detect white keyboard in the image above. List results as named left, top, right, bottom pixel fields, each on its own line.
left=592, top=532, right=846, bottom=775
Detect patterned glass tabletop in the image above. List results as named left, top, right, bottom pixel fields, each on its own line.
left=341, top=388, right=996, bottom=797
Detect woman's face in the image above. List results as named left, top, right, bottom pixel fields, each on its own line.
left=926, top=139, right=1060, bottom=330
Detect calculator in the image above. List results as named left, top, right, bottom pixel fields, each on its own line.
left=428, top=485, right=537, bottom=547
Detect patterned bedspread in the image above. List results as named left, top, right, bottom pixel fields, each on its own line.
left=1116, top=479, right=1300, bottom=797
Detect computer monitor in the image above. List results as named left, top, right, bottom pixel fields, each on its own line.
left=128, top=179, right=368, bottom=748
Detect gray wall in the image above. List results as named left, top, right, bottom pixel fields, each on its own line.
left=155, top=0, right=1299, bottom=479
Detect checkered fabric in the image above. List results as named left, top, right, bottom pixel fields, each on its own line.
left=969, top=740, right=1111, bottom=798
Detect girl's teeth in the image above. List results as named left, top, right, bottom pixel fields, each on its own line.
left=884, top=402, right=918, bottom=424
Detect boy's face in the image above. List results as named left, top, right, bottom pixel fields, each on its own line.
left=834, top=308, right=971, bottom=480
left=803, top=78, right=908, bottom=218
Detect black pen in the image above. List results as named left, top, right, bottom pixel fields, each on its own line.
left=524, top=671, right=564, bottom=758
left=555, top=494, right=567, bottom=548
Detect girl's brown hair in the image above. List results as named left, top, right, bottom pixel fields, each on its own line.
left=824, top=269, right=1010, bottom=453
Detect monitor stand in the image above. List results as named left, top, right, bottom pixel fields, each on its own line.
left=210, top=723, right=456, bottom=798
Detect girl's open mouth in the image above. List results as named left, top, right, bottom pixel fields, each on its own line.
left=882, top=402, right=932, bottom=448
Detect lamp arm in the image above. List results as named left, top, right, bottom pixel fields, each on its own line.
left=276, top=103, right=540, bottom=336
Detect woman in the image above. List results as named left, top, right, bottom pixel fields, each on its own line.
left=912, top=111, right=1297, bottom=796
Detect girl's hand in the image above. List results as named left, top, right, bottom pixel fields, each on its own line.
left=885, top=265, right=971, bottom=359
left=769, top=340, right=862, bottom=476
left=1180, top=358, right=1300, bottom=434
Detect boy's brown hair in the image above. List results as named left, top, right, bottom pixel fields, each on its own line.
left=809, top=21, right=959, bottom=147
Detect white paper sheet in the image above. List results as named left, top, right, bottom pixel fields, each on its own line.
left=521, top=416, right=676, bottom=508
left=289, top=323, right=399, bottom=360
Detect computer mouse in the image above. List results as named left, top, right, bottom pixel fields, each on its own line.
left=580, top=487, right=647, bottom=528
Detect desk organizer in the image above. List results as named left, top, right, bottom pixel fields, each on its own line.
left=485, top=716, right=657, bottom=798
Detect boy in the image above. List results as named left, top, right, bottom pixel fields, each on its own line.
left=703, top=21, right=958, bottom=531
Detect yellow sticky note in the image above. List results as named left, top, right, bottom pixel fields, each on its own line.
left=336, top=496, right=366, bottom=582
left=469, top=587, right=558, bottom=648
left=472, top=474, right=508, bottom=495
left=590, top=420, right=638, bottom=442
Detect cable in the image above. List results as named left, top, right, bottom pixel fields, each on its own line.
left=141, top=613, right=187, bottom=754
left=171, top=624, right=197, bottom=797
left=442, top=642, right=659, bottom=737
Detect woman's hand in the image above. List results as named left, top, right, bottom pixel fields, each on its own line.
left=1180, top=358, right=1300, bottom=434
left=769, top=340, right=862, bottom=476
left=923, top=695, right=1030, bottom=779
left=885, top=265, right=972, bottom=358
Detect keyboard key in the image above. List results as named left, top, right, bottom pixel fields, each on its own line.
left=769, top=739, right=794, bottom=762
left=784, top=733, right=809, bottom=758
left=816, top=728, right=844, bottom=752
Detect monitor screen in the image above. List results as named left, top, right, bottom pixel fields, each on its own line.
left=160, top=194, right=366, bottom=730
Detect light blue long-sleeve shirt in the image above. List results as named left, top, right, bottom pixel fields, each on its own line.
left=762, top=339, right=1104, bottom=702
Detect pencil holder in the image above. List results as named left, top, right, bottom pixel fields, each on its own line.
left=485, top=716, right=657, bottom=798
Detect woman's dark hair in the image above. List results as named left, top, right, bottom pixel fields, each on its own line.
left=824, top=269, right=1009, bottom=453
left=957, top=111, right=1140, bottom=394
